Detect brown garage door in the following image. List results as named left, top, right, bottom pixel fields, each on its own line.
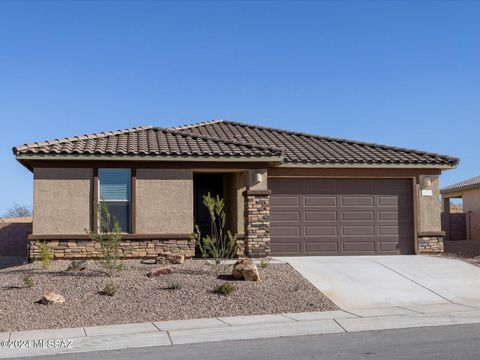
left=270, top=178, right=414, bottom=255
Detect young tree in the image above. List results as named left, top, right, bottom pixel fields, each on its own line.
left=87, top=200, right=123, bottom=277
left=2, top=203, right=32, bottom=218
left=194, top=193, right=237, bottom=267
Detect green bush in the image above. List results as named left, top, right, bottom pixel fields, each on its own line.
left=100, top=283, right=117, bottom=296
left=260, top=260, right=269, bottom=269
left=213, top=283, right=236, bottom=296
left=87, top=200, right=123, bottom=277
left=38, top=242, right=53, bottom=269
left=23, top=275, right=34, bottom=288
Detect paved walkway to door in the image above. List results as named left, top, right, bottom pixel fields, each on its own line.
left=276, top=255, right=480, bottom=310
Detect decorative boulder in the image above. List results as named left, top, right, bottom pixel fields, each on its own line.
left=66, top=260, right=89, bottom=272
left=232, top=259, right=260, bottom=281
left=40, top=292, right=65, bottom=305
left=157, top=254, right=185, bottom=265
left=148, top=266, right=173, bottom=277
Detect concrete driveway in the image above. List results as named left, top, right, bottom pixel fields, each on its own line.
left=277, top=256, right=480, bottom=310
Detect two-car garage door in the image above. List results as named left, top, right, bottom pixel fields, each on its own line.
left=269, top=178, right=414, bottom=256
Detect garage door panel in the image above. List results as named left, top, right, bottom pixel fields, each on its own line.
left=271, top=211, right=300, bottom=222
left=271, top=242, right=301, bottom=254
left=342, top=226, right=375, bottom=236
left=304, top=211, right=337, bottom=221
left=270, top=178, right=414, bottom=256
left=304, top=226, right=338, bottom=236
left=271, top=196, right=300, bottom=207
left=304, top=196, right=337, bottom=207
left=342, top=241, right=375, bottom=252
left=271, top=226, right=300, bottom=237
left=342, top=211, right=374, bottom=221
left=305, top=242, right=338, bottom=253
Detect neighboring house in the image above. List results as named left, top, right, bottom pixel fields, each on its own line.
left=13, top=120, right=458, bottom=259
left=441, top=176, right=480, bottom=241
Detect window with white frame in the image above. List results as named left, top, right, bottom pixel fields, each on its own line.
left=98, top=169, right=131, bottom=233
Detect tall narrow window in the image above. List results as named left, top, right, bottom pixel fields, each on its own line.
left=98, top=169, right=131, bottom=233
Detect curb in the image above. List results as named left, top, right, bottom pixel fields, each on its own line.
left=2, top=304, right=480, bottom=358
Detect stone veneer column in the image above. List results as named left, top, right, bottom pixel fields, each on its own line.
left=417, top=232, right=445, bottom=254
left=243, top=190, right=271, bottom=257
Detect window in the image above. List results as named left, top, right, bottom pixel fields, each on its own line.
left=98, top=169, right=131, bottom=233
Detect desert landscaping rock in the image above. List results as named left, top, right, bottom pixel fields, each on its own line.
left=0, top=260, right=337, bottom=331
left=442, top=240, right=480, bottom=267
left=232, top=259, right=260, bottom=281
left=148, top=266, right=173, bottom=277
left=155, top=254, right=185, bottom=265
left=39, top=292, right=65, bottom=305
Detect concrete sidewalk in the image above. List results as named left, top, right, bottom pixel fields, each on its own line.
left=3, top=303, right=480, bottom=358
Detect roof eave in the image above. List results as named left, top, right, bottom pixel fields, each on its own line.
left=277, top=162, right=457, bottom=170
left=15, top=153, right=285, bottom=163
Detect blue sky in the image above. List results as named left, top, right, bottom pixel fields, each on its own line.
left=0, top=1, right=478, bottom=214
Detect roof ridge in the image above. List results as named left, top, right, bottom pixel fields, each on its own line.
left=13, top=126, right=154, bottom=154
left=154, top=126, right=284, bottom=155
left=183, top=119, right=458, bottom=163
left=171, top=119, right=225, bottom=131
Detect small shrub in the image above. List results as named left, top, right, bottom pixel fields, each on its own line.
left=38, top=242, right=53, bottom=269
left=260, top=260, right=269, bottom=269
left=213, top=282, right=236, bottom=296
left=87, top=201, right=124, bottom=277
left=100, top=284, right=117, bottom=296
left=23, top=276, right=34, bottom=288
left=166, top=282, right=183, bottom=291
left=293, top=283, right=301, bottom=292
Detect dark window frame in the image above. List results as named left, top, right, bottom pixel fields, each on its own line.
left=93, top=167, right=136, bottom=234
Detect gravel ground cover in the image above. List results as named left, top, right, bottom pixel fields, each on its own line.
left=442, top=240, right=480, bottom=267
left=0, top=260, right=338, bottom=331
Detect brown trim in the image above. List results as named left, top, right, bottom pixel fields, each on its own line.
left=268, top=168, right=442, bottom=177
left=29, top=233, right=194, bottom=240
left=27, top=160, right=271, bottom=170
left=418, top=231, right=446, bottom=237
left=412, top=178, right=419, bottom=255
left=242, top=190, right=272, bottom=196
left=235, top=233, right=245, bottom=239
left=131, top=168, right=137, bottom=234
left=92, top=168, right=99, bottom=233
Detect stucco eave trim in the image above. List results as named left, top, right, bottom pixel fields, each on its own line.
left=277, top=163, right=456, bottom=170
left=16, top=154, right=284, bottom=163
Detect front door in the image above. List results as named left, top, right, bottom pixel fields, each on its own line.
left=193, top=174, right=224, bottom=241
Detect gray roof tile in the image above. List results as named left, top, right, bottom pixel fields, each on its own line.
left=441, top=175, right=480, bottom=193
left=173, top=120, right=458, bottom=166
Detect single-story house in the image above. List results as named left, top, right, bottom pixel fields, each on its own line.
left=13, top=120, right=458, bottom=259
left=441, top=176, right=480, bottom=241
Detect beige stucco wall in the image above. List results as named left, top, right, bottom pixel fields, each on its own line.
left=418, top=175, right=442, bottom=233
left=247, top=169, right=268, bottom=190
left=462, top=189, right=480, bottom=213
left=136, top=169, right=193, bottom=234
left=226, top=172, right=246, bottom=234
left=33, top=168, right=92, bottom=235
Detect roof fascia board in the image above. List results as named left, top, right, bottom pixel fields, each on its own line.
left=277, top=163, right=455, bottom=170
left=16, top=154, right=284, bottom=163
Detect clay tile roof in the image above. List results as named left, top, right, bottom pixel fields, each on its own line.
left=13, top=126, right=284, bottom=158
left=441, top=175, right=480, bottom=194
left=172, top=120, right=459, bottom=166
left=13, top=119, right=458, bottom=167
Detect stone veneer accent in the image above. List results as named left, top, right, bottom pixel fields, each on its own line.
left=417, top=232, right=445, bottom=254
left=243, top=190, right=271, bottom=257
left=29, top=237, right=195, bottom=260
